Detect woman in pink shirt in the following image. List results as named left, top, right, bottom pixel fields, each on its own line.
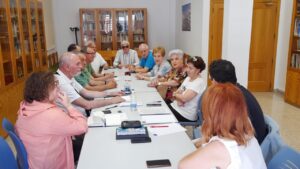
left=15, top=72, right=88, bottom=169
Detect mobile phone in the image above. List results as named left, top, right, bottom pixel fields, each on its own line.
left=131, top=137, right=151, bottom=144
left=103, top=110, right=112, bottom=114
left=146, top=159, right=171, bottom=168
left=146, top=103, right=162, bottom=107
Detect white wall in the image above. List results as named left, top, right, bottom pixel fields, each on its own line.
left=42, top=0, right=56, bottom=53
left=175, top=0, right=210, bottom=83
left=51, top=0, right=176, bottom=55
left=222, top=0, right=253, bottom=87
left=274, top=0, right=293, bottom=91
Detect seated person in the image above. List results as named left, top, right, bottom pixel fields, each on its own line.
left=179, top=83, right=267, bottom=169
left=86, top=40, right=109, bottom=72
left=15, top=72, right=88, bottom=169
left=56, top=52, right=125, bottom=116
left=81, top=46, right=114, bottom=80
left=148, top=49, right=187, bottom=102
left=136, top=46, right=171, bottom=81
left=113, top=40, right=139, bottom=68
left=205, top=59, right=268, bottom=144
left=75, top=52, right=117, bottom=92
left=167, top=56, right=206, bottom=122
left=67, top=43, right=81, bottom=52
left=131, top=43, right=155, bottom=73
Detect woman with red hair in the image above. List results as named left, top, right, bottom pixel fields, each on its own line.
left=179, top=83, right=266, bottom=169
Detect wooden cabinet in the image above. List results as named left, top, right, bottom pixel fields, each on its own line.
left=285, top=0, right=300, bottom=106
left=0, top=0, right=47, bottom=137
left=80, top=8, right=147, bottom=51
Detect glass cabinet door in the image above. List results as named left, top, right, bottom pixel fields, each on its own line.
left=29, top=0, right=39, bottom=68
left=20, top=0, right=33, bottom=74
left=37, top=0, right=46, bottom=66
left=81, top=10, right=96, bottom=45
left=132, top=9, right=146, bottom=49
left=0, top=0, right=14, bottom=85
left=115, top=10, right=128, bottom=49
left=98, top=10, right=113, bottom=50
left=10, top=0, right=24, bottom=79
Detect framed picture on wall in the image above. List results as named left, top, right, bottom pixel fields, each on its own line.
left=182, top=3, right=191, bottom=31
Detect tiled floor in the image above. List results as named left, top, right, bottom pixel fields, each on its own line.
left=253, top=92, right=300, bottom=151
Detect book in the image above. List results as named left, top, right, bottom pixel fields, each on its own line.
left=116, top=127, right=148, bottom=140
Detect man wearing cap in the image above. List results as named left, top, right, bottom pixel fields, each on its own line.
left=113, top=40, right=139, bottom=68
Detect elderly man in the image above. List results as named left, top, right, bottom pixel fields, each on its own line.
left=55, top=52, right=124, bottom=116
left=86, top=40, right=108, bottom=72
left=113, top=40, right=139, bottom=68
left=133, top=43, right=155, bottom=73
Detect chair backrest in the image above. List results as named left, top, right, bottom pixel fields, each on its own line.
left=268, top=146, right=300, bottom=169
left=0, top=136, right=18, bottom=169
left=260, top=114, right=285, bottom=164
left=8, top=131, right=29, bottom=169
left=2, top=118, right=15, bottom=134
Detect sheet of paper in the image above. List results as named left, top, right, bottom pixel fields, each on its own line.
left=88, top=111, right=105, bottom=127
left=118, top=102, right=143, bottom=107
left=105, top=113, right=128, bottom=126
left=141, top=114, right=177, bottom=124
left=121, top=95, right=131, bottom=102
left=147, top=123, right=187, bottom=136
left=138, top=107, right=171, bottom=115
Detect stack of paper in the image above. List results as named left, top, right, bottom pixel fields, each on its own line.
left=105, top=113, right=128, bottom=126
left=88, top=111, right=105, bottom=127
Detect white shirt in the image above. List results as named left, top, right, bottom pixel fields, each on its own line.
left=55, top=69, right=86, bottom=115
left=171, top=76, right=206, bottom=121
left=91, top=52, right=107, bottom=72
left=206, top=136, right=267, bottom=169
left=113, top=49, right=139, bottom=67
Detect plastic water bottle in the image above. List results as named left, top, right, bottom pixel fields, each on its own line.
left=124, top=81, right=131, bottom=92
left=130, top=91, right=137, bottom=112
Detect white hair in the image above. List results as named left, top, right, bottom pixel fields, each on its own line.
left=168, top=49, right=184, bottom=59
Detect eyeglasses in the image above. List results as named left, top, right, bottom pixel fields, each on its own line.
left=87, top=52, right=95, bottom=55
left=122, top=46, right=129, bottom=49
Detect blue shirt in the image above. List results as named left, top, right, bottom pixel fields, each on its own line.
left=139, top=51, right=155, bottom=71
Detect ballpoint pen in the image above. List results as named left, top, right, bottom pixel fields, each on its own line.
left=105, top=105, right=118, bottom=110
left=149, top=125, right=169, bottom=128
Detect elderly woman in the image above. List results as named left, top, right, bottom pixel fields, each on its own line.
left=15, top=72, right=87, bottom=169
left=168, top=56, right=206, bottom=122
left=179, top=83, right=266, bottom=169
left=148, top=49, right=187, bottom=102
left=136, top=46, right=171, bottom=81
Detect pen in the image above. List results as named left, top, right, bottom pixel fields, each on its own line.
left=105, top=105, right=118, bottom=110
left=150, top=125, right=169, bottom=128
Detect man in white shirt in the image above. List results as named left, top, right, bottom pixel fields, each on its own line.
left=86, top=40, right=108, bottom=73
left=55, top=52, right=124, bottom=116
left=113, top=40, right=139, bottom=68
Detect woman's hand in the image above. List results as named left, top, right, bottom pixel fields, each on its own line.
left=136, top=73, right=143, bottom=80
left=57, top=91, right=72, bottom=109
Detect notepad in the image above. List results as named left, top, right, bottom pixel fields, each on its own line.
left=147, top=123, right=186, bottom=136
left=105, top=113, right=128, bottom=126
left=141, top=115, right=177, bottom=124
left=88, top=111, right=105, bottom=127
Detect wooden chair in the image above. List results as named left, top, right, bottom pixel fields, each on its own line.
left=98, top=50, right=117, bottom=66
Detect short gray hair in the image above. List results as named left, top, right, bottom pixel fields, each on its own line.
left=59, top=52, right=77, bottom=67
left=168, top=49, right=184, bottom=59
left=121, top=40, right=130, bottom=47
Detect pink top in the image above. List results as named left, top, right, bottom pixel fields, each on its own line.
left=15, top=101, right=88, bottom=169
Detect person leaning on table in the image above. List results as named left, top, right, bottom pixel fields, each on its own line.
left=131, top=43, right=155, bottom=73
left=15, top=71, right=88, bottom=169
left=55, top=52, right=125, bottom=117
left=113, top=40, right=139, bottom=68
left=179, top=83, right=267, bottom=169
left=148, top=49, right=187, bottom=102
left=136, top=46, right=171, bottom=81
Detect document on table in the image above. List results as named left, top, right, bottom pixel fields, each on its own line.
left=118, top=101, right=143, bottom=107
left=147, top=123, right=187, bottom=136
left=105, top=113, right=128, bottom=126
left=88, top=111, right=105, bottom=127
left=138, top=107, right=171, bottom=115
left=141, top=114, right=177, bottom=124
